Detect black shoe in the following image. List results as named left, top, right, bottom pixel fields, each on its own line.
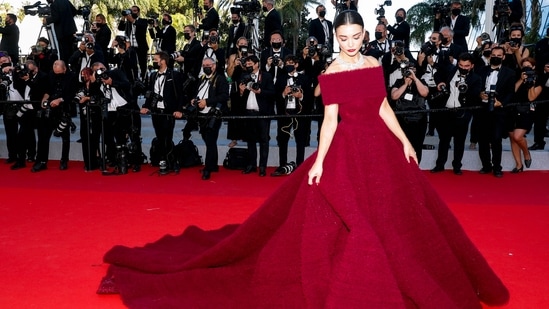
left=259, top=167, right=266, bottom=177
left=430, top=166, right=444, bottom=173
left=10, top=162, right=26, bottom=170
left=493, top=170, right=503, bottom=178
left=524, top=155, right=532, bottom=168
left=479, top=167, right=492, bottom=174
left=510, top=166, right=524, bottom=173
left=59, top=160, right=68, bottom=170
left=5, top=158, right=16, bottom=164
left=528, top=143, right=545, bottom=150
left=201, top=170, right=211, bottom=180
left=242, top=166, right=257, bottom=174
left=132, top=164, right=141, bottom=172
left=26, top=156, right=35, bottom=163
left=453, top=168, right=463, bottom=175
left=31, top=162, right=47, bottom=173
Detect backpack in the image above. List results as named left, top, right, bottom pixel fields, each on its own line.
left=223, top=148, right=249, bottom=170
left=149, top=137, right=175, bottom=167
left=174, top=139, right=203, bottom=168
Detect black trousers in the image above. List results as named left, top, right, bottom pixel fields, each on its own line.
left=532, top=101, right=549, bottom=146
left=199, top=117, right=222, bottom=172
left=15, top=111, right=37, bottom=163
left=36, top=116, right=70, bottom=164
left=434, top=110, right=472, bottom=170
left=398, top=115, right=428, bottom=164
left=80, top=107, right=102, bottom=170
left=104, top=109, right=131, bottom=162
left=151, top=113, right=175, bottom=162
left=477, top=108, right=506, bottom=172
left=245, top=110, right=271, bottom=168
left=3, top=114, right=18, bottom=160
left=276, top=117, right=310, bottom=166
left=136, top=47, right=148, bottom=80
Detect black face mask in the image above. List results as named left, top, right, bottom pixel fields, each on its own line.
left=232, top=19, right=239, bottom=24
left=203, top=5, right=209, bottom=11
left=375, top=32, right=383, bottom=40
left=483, top=50, right=492, bottom=58
left=458, top=67, right=469, bottom=75
left=284, top=65, right=295, bottom=73
left=131, top=13, right=138, bottom=19
left=452, top=8, right=461, bottom=16
left=490, top=57, right=503, bottom=66
left=395, top=16, right=404, bottom=23
left=441, top=37, right=449, bottom=45
left=262, top=6, right=268, bottom=12
left=245, top=66, right=253, bottom=73
left=152, top=62, right=160, bottom=70
left=184, top=33, right=191, bottom=40
left=271, top=42, right=282, bottom=49
left=319, top=10, right=326, bottom=18
left=203, top=67, right=213, bottom=76
left=91, top=28, right=98, bottom=33
left=162, top=20, right=170, bottom=26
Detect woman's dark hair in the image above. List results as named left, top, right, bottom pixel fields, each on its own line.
left=333, top=10, right=364, bottom=30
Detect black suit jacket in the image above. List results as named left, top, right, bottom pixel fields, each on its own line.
left=118, top=18, right=149, bottom=51
left=144, top=69, right=186, bottom=113
left=0, top=23, right=19, bottom=61
left=479, top=65, right=516, bottom=109
left=45, top=0, right=77, bottom=40
left=94, top=25, right=112, bottom=60
left=308, top=18, right=333, bottom=48
left=387, top=21, right=411, bottom=49
left=195, top=72, right=230, bottom=112
left=274, top=73, right=313, bottom=115
left=434, top=15, right=470, bottom=50
left=179, top=38, right=203, bottom=77
left=24, top=71, right=49, bottom=109
left=240, top=71, right=276, bottom=115
left=45, top=71, right=78, bottom=115
left=260, top=47, right=292, bottom=82
left=442, top=67, right=482, bottom=107
left=199, top=8, right=220, bottom=31
left=105, top=69, right=133, bottom=104
left=227, top=23, right=246, bottom=57
left=263, top=9, right=282, bottom=47
left=150, top=25, right=177, bottom=54
left=68, top=50, right=105, bottom=75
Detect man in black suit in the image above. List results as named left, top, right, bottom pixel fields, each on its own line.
left=140, top=52, right=186, bottom=174
left=238, top=55, right=275, bottom=177
left=43, top=0, right=77, bottom=63
left=200, top=29, right=225, bottom=77
left=178, top=57, right=229, bottom=180
left=381, top=8, right=411, bottom=49
left=260, top=31, right=291, bottom=84
left=367, top=23, right=391, bottom=61
left=434, top=1, right=470, bottom=50
left=174, top=25, right=203, bottom=79
left=430, top=53, right=482, bottom=175
left=92, top=14, right=112, bottom=62
left=439, top=26, right=466, bottom=67
left=308, top=5, right=333, bottom=51
left=0, top=13, right=20, bottom=64
left=149, top=13, right=177, bottom=54
left=262, top=0, right=282, bottom=48
left=69, top=33, right=105, bottom=83
left=118, top=6, right=149, bottom=79
left=477, top=46, right=516, bottom=177
left=198, top=0, right=219, bottom=33
left=493, top=0, right=523, bottom=26
left=227, top=10, right=246, bottom=58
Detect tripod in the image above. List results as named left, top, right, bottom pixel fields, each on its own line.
left=36, top=24, right=60, bottom=60
left=493, top=13, right=510, bottom=44
left=242, top=13, right=261, bottom=55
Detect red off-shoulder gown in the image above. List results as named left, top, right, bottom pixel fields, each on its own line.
left=98, top=66, right=509, bottom=308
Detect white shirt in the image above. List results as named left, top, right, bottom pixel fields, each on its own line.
left=197, top=76, right=212, bottom=114
left=446, top=70, right=462, bottom=108
left=246, top=73, right=259, bottom=111
left=154, top=71, right=167, bottom=109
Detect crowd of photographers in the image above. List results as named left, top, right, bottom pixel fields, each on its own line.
left=1, top=0, right=549, bottom=180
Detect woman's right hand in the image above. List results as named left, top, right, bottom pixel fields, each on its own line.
left=308, top=162, right=323, bottom=185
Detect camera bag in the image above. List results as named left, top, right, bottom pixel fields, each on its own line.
left=174, top=139, right=202, bottom=168
left=223, top=147, right=249, bottom=170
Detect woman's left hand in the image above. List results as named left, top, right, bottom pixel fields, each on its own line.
left=404, top=142, right=418, bottom=165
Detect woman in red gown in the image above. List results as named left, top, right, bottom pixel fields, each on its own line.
left=98, top=11, right=509, bottom=308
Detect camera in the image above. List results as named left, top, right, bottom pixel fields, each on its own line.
left=233, top=0, right=262, bottom=17
left=53, top=114, right=71, bottom=137
left=14, top=64, right=29, bottom=79
left=487, top=85, right=497, bottom=111
left=95, top=68, right=109, bottom=81
left=307, top=38, right=317, bottom=57
left=496, top=0, right=510, bottom=15
left=41, top=100, right=51, bottom=118
left=205, top=103, right=223, bottom=131
left=393, top=40, right=405, bottom=56
left=431, top=2, right=450, bottom=17
left=23, top=2, right=51, bottom=17
left=121, top=9, right=132, bottom=16
left=0, top=77, right=12, bottom=91
left=272, top=53, right=281, bottom=66
left=480, top=32, right=491, bottom=42
left=399, top=61, right=412, bottom=78
left=456, top=78, right=468, bottom=94
left=522, top=67, right=536, bottom=88
left=144, top=90, right=163, bottom=109
left=209, top=35, right=219, bottom=44
left=430, top=84, right=450, bottom=101
left=240, top=74, right=259, bottom=90
left=16, top=104, right=31, bottom=118
left=420, top=41, right=437, bottom=57
left=147, top=13, right=159, bottom=25
left=76, top=6, right=91, bottom=19
left=508, top=38, right=522, bottom=48
left=291, top=85, right=301, bottom=93
left=374, top=0, right=392, bottom=21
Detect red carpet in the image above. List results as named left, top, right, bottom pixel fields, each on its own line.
left=0, top=161, right=548, bottom=308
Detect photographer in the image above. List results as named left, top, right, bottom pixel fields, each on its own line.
left=381, top=40, right=416, bottom=89
left=69, top=33, right=105, bottom=84
left=330, top=0, right=358, bottom=13
left=502, top=23, right=530, bottom=75
left=27, top=37, right=57, bottom=73
left=430, top=53, right=482, bottom=175
left=439, top=27, right=466, bottom=67
left=91, top=14, right=112, bottom=61
left=238, top=55, right=275, bottom=177
left=199, top=29, right=225, bottom=77
left=43, top=0, right=77, bottom=62
left=140, top=52, right=186, bottom=174
left=10, top=60, right=46, bottom=170
left=226, top=10, right=246, bottom=58
left=390, top=63, right=429, bottom=163
left=176, top=57, right=229, bottom=180
left=118, top=6, right=149, bottom=80
left=308, top=5, right=333, bottom=51
left=434, top=1, right=470, bottom=50
left=529, top=59, right=549, bottom=151
left=260, top=31, right=291, bottom=84
left=272, top=55, right=312, bottom=176
left=174, top=25, right=203, bottom=79
left=262, top=0, right=282, bottom=48
left=299, top=36, right=326, bottom=84
left=493, top=0, right=523, bottom=27
left=226, top=37, right=250, bottom=147
left=197, top=0, right=220, bottom=32
left=367, top=23, right=391, bottom=62
left=149, top=13, right=176, bottom=55
left=477, top=46, right=515, bottom=177
left=0, top=54, right=25, bottom=164
left=32, top=60, right=77, bottom=172
left=380, top=8, right=410, bottom=49
left=0, top=13, right=20, bottom=65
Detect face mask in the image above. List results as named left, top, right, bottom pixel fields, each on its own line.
left=162, top=20, right=170, bottom=26
left=262, top=6, right=268, bottom=12
left=152, top=62, right=160, bottom=70
left=5, top=21, right=10, bottom=27
left=375, top=32, right=383, bottom=40
left=245, top=66, right=253, bottom=73
left=441, top=37, right=449, bottom=45
left=131, top=13, right=138, bottom=19
left=91, top=28, right=98, bottom=33
left=232, top=19, right=239, bottom=24
left=452, top=9, right=461, bottom=16
left=458, top=67, right=469, bottom=75
left=319, top=10, right=326, bottom=18
left=184, top=33, right=191, bottom=40
left=271, top=42, right=282, bottom=49
left=284, top=65, right=295, bottom=73
left=395, top=16, right=404, bottom=23
left=482, top=50, right=491, bottom=58
left=203, top=5, right=209, bottom=11
left=203, top=67, right=213, bottom=76
left=490, top=57, right=502, bottom=66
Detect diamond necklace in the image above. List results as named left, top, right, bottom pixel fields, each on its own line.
left=336, top=54, right=365, bottom=70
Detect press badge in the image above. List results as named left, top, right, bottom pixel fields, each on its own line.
left=404, top=93, right=414, bottom=101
